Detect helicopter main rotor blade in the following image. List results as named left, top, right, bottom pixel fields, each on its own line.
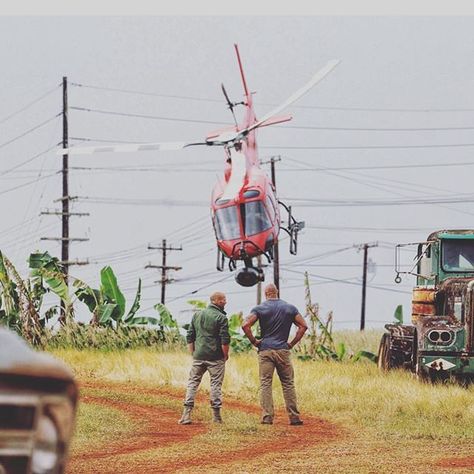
left=57, top=141, right=208, bottom=156
left=221, top=83, right=233, bottom=109
left=242, top=59, right=340, bottom=137
left=207, top=59, right=340, bottom=146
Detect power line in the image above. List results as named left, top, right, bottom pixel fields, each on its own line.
left=283, top=195, right=474, bottom=207
left=0, top=144, right=59, bottom=176
left=285, top=124, right=474, bottom=132
left=69, top=81, right=474, bottom=113
left=0, top=84, right=60, bottom=126
left=0, top=114, right=61, bottom=151
left=305, top=225, right=434, bottom=233
left=263, top=142, right=474, bottom=151
left=70, top=107, right=474, bottom=134
left=70, top=106, right=226, bottom=126
left=70, top=81, right=223, bottom=103
left=0, top=172, right=57, bottom=197
left=284, top=268, right=410, bottom=294
left=76, top=196, right=208, bottom=207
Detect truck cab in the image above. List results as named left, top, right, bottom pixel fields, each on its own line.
left=0, top=328, right=77, bottom=473
left=379, top=230, right=474, bottom=381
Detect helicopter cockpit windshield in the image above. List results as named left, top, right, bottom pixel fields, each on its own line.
left=214, top=206, right=241, bottom=241
left=214, top=200, right=272, bottom=241
left=242, top=200, right=271, bottom=236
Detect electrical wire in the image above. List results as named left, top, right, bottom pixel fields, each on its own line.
left=0, top=144, right=59, bottom=176
left=263, top=142, right=474, bottom=151
left=0, top=114, right=61, bottom=151
left=70, top=106, right=226, bottom=126
left=69, top=82, right=474, bottom=113
left=0, top=84, right=60, bottom=126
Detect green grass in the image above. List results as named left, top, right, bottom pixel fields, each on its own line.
left=54, top=339, right=474, bottom=442
left=71, top=401, right=140, bottom=453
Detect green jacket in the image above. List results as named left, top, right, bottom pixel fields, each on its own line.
left=186, top=304, right=230, bottom=360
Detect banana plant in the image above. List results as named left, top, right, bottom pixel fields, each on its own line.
left=74, top=265, right=155, bottom=327
left=28, top=251, right=73, bottom=323
left=0, top=251, right=20, bottom=330
left=0, top=252, right=42, bottom=344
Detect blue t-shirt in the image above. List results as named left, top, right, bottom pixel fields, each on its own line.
left=250, top=299, right=299, bottom=350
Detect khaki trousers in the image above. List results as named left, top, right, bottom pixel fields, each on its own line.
left=258, top=349, right=300, bottom=421
left=183, top=359, right=226, bottom=408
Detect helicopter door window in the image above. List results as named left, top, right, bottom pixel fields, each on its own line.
left=266, top=196, right=276, bottom=222
left=244, top=200, right=271, bottom=236
left=214, top=206, right=241, bottom=241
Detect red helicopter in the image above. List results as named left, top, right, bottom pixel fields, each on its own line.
left=61, top=45, right=339, bottom=287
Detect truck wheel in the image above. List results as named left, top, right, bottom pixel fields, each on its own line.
left=377, top=333, right=392, bottom=371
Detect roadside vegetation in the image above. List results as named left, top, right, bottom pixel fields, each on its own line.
left=56, top=345, right=474, bottom=442
left=4, top=251, right=474, bottom=471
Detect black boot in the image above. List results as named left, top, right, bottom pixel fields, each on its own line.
left=212, top=407, right=223, bottom=424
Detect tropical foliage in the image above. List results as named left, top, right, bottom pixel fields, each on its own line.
left=0, top=252, right=374, bottom=359
left=296, top=272, right=376, bottom=363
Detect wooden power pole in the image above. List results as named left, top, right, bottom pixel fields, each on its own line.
left=270, top=156, right=281, bottom=294
left=355, top=242, right=378, bottom=331
left=146, top=239, right=182, bottom=304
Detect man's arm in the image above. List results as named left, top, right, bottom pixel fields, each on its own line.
left=221, top=343, right=230, bottom=361
left=242, top=313, right=261, bottom=347
left=186, top=315, right=196, bottom=355
left=288, top=314, right=308, bottom=349
left=219, top=316, right=231, bottom=361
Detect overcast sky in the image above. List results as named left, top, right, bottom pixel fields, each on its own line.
left=1, top=15, right=474, bottom=329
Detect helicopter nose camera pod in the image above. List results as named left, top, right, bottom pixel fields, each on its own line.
left=235, top=266, right=265, bottom=287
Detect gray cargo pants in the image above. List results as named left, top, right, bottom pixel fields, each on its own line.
left=183, top=359, right=226, bottom=408
left=258, top=349, right=300, bottom=421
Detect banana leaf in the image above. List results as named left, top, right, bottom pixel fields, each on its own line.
left=393, top=304, right=404, bottom=325
left=187, top=299, right=207, bottom=310
left=98, top=303, right=117, bottom=325
left=154, top=303, right=178, bottom=329
left=0, top=251, right=19, bottom=319
left=123, top=279, right=142, bottom=323
left=126, top=316, right=160, bottom=326
left=335, top=342, right=346, bottom=360
left=100, top=266, right=125, bottom=321
left=75, top=286, right=101, bottom=314
left=29, top=252, right=70, bottom=305
left=352, top=350, right=377, bottom=363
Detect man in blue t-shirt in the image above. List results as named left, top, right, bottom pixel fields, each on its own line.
left=242, top=283, right=308, bottom=425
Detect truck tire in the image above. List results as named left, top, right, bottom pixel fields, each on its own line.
left=377, top=333, right=392, bottom=371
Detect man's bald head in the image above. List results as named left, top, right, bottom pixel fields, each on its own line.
left=210, top=292, right=227, bottom=309
left=264, top=284, right=278, bottom=299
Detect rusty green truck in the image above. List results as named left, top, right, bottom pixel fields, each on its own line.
left=378, top=229, right=474, bottom=382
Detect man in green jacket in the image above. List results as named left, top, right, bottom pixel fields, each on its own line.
left=179, top=291, right=230, bottom=425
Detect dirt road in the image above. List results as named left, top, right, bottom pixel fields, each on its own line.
left=68, top=380, right=341, bottom=473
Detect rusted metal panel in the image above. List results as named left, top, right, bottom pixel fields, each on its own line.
left=427, top=229, right=474, bottom=241
left=412, top=287, right=436, bottom=302
left=412, top=287, right=437, bottom=323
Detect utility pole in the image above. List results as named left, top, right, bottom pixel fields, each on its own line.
left=355, top=242, right=378, bottom=331
left=146, top=239, right=182, bottom=304
left=256, top=255, right=262, bottom=304
left=62, top=76, right=69, bottom=277
left=269, top=156, right=282, bottom=294
left=41, top=77, right=89, bottom=321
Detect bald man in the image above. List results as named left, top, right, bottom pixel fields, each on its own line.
left=179, top=291, right=230, bottom=425
left=242, top=284, right=308, bottom=425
